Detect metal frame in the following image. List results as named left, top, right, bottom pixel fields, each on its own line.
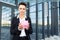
left=0, top=1, right=18, bottom=40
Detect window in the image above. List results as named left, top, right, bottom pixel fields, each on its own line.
left=30, top=6, right=36, bottom=12
left=2, top=6, right=11, bottom=27
left=38, top=3, right=42, bottom=11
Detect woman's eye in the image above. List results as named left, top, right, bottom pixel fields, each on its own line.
left=19, top=8, right=25, bottom=10
left=23, top=8, right=25, bottom=10
left=20, top=8, right=22, bottom=9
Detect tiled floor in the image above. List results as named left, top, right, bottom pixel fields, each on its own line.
left=44, top=35, right=60, bottom=40
left=1, top=27, right=10, bottom=40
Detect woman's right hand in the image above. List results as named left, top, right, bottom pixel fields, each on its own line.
left=18, top=23, right=23, bottom=29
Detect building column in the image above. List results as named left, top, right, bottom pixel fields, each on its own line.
left=15, top=0, right=18, bottom=6
left=0, top=3, right=2, bottom=39
left=51, top=2, right=58, bottom=36
left=10, top=8, right=15, bottom=40
left=36, top=0, right=38, bottom=40
left=11, top=7, right=15, bottom=18
left=42, top=2, right=45, bottom=39
left=26, top=2, right=30, bottom=17
left=59, top=1, right=60, bottom=36
left=44, top=2, right=50, bottom=37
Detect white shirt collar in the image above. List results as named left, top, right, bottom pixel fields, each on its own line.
left=17, top=15, right=26, bottom=19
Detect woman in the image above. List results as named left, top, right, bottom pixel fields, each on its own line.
left=10, top=2, right=33, bottom=40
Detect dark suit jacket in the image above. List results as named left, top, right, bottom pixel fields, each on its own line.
left=10, top=16, right=33, bottom=40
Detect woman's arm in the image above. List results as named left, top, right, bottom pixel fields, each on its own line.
left=10, top=17, right=21, bottom=35
left=25, top=17, right=33, bottom=35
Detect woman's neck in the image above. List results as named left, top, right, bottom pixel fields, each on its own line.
left=19, top=14, right=25, bottom=19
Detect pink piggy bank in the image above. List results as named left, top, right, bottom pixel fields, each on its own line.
left=21, top=20, right=29, bottom=29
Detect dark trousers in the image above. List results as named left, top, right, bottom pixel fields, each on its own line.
left=12, top=36, right=30, bottom=40
left=20, top=36, right=29, bottom=40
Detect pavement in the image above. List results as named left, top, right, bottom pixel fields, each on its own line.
left=1, top=27, right=60, bottom=40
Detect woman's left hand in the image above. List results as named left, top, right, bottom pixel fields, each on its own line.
left=25, top=24, right=29, bottom=30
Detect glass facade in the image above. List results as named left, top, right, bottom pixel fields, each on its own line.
left=0, top=0, right=15, bottom=5
left=2, top=6, right=11, bottom=27
left=0, top=0, right=60, bottom=40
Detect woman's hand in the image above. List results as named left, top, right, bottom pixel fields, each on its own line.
left=25, top=27, right=29, bottom=30
left=18, top=23, right=23, bottom=29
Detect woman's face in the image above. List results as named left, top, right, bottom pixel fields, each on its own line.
left=18, top=5, right=26, bottom=15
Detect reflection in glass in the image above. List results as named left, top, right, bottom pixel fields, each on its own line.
left=30, top=12, right=36, bottom=40
left=30, top=6, right=36, bottom=13
left=2, top=6, right=11, bottom=27
left=15, top=9, right=19, bottom=16
left=1, top=6, right=11, bottom=40
left=0, top=0, right=15, bottom=5
left=38, top=11, right=42, bottom=40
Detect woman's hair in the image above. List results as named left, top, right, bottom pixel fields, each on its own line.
left=18, top=2, right=27, bottom=7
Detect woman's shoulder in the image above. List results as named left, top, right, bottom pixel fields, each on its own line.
left=12, top=16, right=17, bottom=20
left=26, top=16, right=31, bottom=19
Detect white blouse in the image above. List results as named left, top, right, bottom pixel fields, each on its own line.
left=18, top=15, right=26, bottom=37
